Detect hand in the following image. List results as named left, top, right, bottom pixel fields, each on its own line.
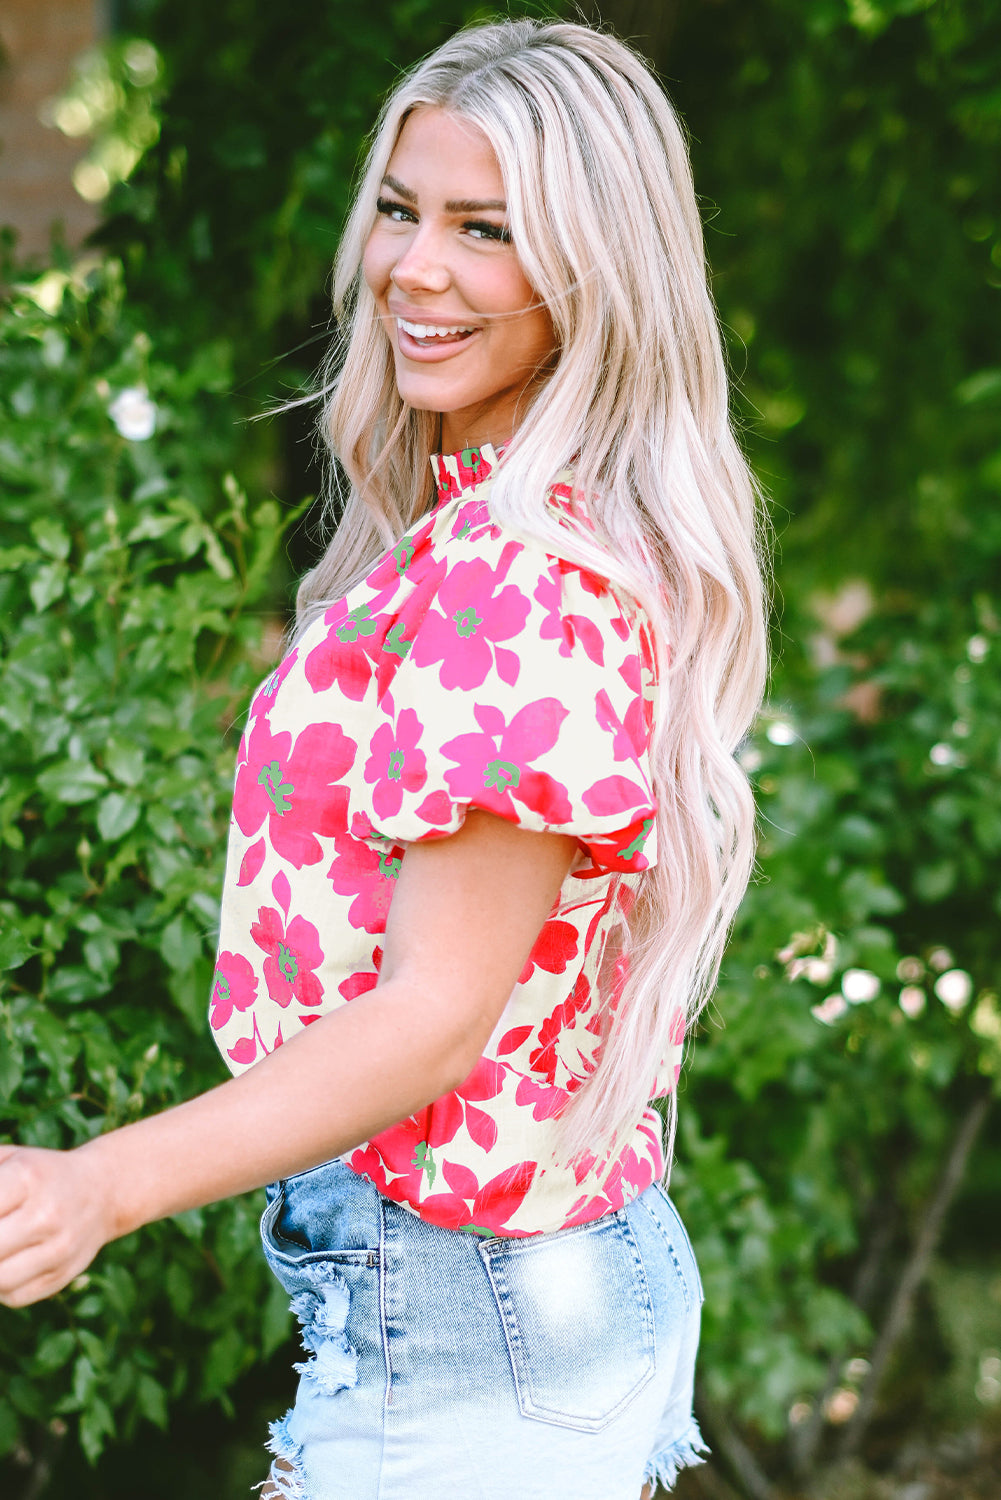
left=0, top=1143, right=115, bottom=1308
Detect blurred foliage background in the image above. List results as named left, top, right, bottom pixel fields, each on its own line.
left=1, top=1, right=999, bottom=1497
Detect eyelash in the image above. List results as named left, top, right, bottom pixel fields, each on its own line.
left=375, top=198, right=511, bottom=244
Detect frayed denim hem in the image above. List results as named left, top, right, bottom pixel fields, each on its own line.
left=255, top=1410, right=309, bottom=1499
left=644, top=1419, right=710, bottom=1493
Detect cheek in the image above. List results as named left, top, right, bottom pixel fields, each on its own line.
left=362, top=233, right=391, bottom=302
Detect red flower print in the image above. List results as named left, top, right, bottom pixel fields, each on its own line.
left=209, top=951, right=258, bottom=1030
left=528, top=971, right=592, bottom=1084
left=233, top=717, right=355, bottom=868
left=441, top=698, right=573, bottom=825
left=338, top=945, right=382, bottom=1002
left=431, top=445, right=495, bottom=504
left=518, top=917, right=580, bottom=985
left=419, top=1157, right=538, bottom=1234
left=305, top=555, right=449, bottom=702
left=250, top=905, right=325, bottom=1009
left=363, top=707, right=427, bottom=820
left=327, top=832, right=402, bottom=934
left=302, top=597, right=390, bottom=703
left=410, top=553, right=528, bottom=690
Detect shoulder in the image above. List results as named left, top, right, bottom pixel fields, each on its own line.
left=432, top=481, right=655, bottom=679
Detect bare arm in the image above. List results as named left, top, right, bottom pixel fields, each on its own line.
left=0, top=811, right=577, bottom=1307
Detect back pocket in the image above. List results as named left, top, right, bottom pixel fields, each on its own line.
left=478, top=1212, right=655, bottom=1432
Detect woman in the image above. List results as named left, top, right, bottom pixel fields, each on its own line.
left=0, top=18, right=766, bottom=1500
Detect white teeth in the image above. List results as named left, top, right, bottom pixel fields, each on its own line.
left=398, top=318, right=476, bottom=339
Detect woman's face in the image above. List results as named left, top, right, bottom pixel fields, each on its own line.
left=363, top=107, right=555, bottom=453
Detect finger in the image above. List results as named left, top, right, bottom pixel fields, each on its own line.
left=0, top=1265, right=73, bottom=1309
left=0, top=1144, right=18, bottom=1166
left=0, top=1212, right=47, bottom=1266
left=0, top=1153, right=31, bottom=1219
left=0, top=1242, right=67, bottom=1307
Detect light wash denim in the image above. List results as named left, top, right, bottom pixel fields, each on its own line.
left=259, top=1157, right=706, bottom=1500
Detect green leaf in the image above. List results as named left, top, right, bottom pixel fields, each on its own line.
left=29, top=561, right=68, bottom=611
left=97, top=790, right=141, bottom=841
left=30, top=517, right=72, bottom=560
left=79, top=1394, right=115, bottom=1464
left=160, top=913, right=202, bottom=972
left=0, top=1398, right=19, bottom=1458
left=135, top=1373, right=168, bottom=1430
left=104, top=738, right=146, bottom=787
left=36, top=759, right=109, bottom=805
left=0, top=922, right=38, bottom=971
left=0, top=545, right=37, bottom=572
left=33, top=1329, right=77, bottom=1375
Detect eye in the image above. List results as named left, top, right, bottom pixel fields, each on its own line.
left=464, top=220, right=512, bottom=244
left=376, top=196, right=417, bottom=224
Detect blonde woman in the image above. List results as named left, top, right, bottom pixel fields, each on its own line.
left=0, top=18, right=766, bottom=1499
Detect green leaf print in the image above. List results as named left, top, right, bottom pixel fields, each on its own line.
left=484, top=759, right=521, bottom=792
left=383, top=621, right=413, bottom=658
left=411, top=1141, right=437, bottom=1190
left=277, top=942, right=298, bottom=983
left=617, top=818, right=653, bottom=860
left=394, top=536, right=415, bottom=574
left=336, top=604, right=377, bottom=643
left=258, top=759, right=294, bottom=814
left=453, top=606, right=483, bottom=638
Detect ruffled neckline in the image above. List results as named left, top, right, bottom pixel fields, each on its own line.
left=429, top=440, right=502, bottom=506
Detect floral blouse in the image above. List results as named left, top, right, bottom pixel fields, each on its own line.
left=209, top=442, right=683, bottom=1236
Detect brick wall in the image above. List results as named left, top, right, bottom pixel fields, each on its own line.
left=0, top=0, right=107, bottom=259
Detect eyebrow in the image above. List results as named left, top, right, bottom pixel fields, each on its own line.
left=381, top=174, right=507, bottom=214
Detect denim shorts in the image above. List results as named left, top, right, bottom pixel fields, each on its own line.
left=258, top=1157, right=707, bottom=1500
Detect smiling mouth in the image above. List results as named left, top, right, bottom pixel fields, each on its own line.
left=397, top=317, right=479, bottom=348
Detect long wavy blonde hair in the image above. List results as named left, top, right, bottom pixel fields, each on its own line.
left=294, top=18, right=768, bottom=1166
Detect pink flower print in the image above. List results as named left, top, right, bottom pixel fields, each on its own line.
left=237, top=837, right=266, bottom=887
left=518, top=917, right=580, bottom=985
left=595, top=685, right=649, bottom=764
left=410, top=554, right=529, bottom=690
left=209, top=951, right=258, bottom=1030
left=515, top=1075, right=570, bottom=1123
left=327, top=832, right=402, bottom=934
left=450, top=498, right=498, bottom=544
left=441, top=698, right=573, bottom=824
left=533, top=565, right=606, bottom=666
left=226, top=1012, right=283, bottom=1068
left=363, top=708, right=427, bottom=820
left=233, top=717, right=355, bottom=868
left=250, top=905, right=325, bottom=1009
left=248, top=649, right=298, bottom=722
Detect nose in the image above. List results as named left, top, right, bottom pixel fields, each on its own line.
left=389, top=223, right=451, bottom=297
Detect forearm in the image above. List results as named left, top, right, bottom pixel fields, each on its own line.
left=78, top=979, right=475, bottom=1242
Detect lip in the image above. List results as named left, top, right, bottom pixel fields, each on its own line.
left=390, top=311, right=482, bottom=364
left=388, top=304, right=482, bottom=330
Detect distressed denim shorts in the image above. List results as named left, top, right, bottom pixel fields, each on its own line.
left=258, top=1157, right=707, bottom=1500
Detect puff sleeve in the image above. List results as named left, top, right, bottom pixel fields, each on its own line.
left=343, top=526, right=660, bottom=873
